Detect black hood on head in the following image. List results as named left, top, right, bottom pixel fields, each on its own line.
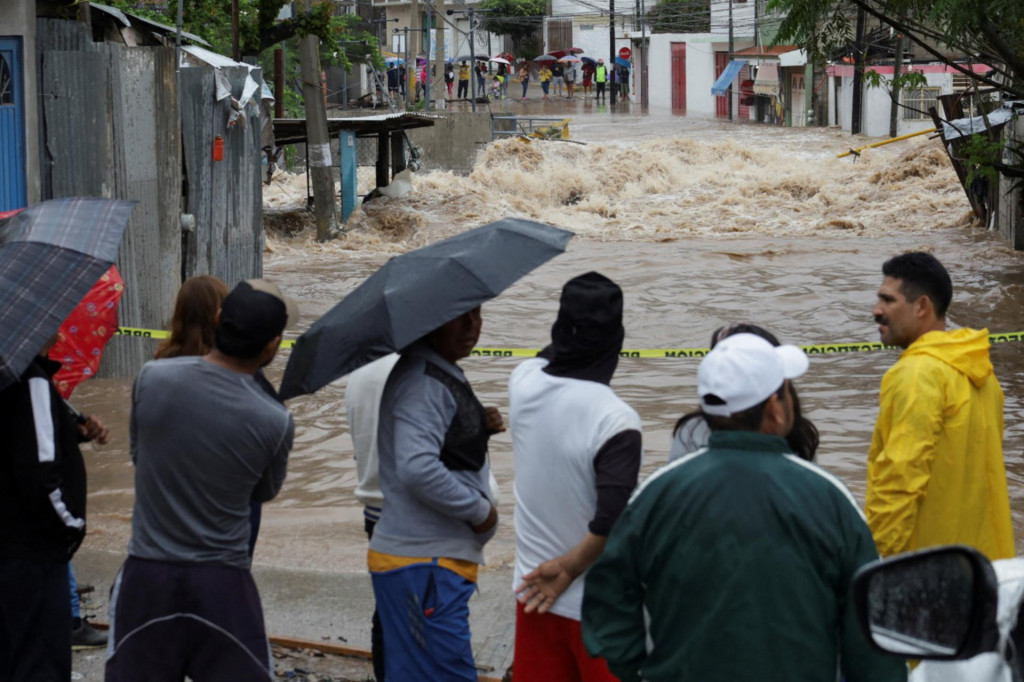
left=541, top=271, right=624, bottom=385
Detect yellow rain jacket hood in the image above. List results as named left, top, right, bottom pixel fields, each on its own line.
left=867, top=328, right=1015, bottom=560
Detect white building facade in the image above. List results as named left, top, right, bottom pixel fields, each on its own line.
left=827, top=63, right=985, bottom=137
left=641, top=0, right=756, bottom=117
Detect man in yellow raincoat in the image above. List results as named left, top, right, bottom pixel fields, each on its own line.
left=868, top=252, right=1014, bottom=560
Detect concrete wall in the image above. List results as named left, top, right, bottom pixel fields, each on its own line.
left=647, top=33, right=753, bottom=116
left=542, top=4, right=634, bottom=62
left=383, top=5, right=498, bottom=59
left=405, top=111, right=492, bottom=174
left=829, top=67, right=952, bottom=137
left=570, top=19, right=632, bottom=63
left=0, top=0, right=39, bottom=204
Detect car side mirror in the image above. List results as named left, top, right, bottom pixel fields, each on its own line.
left=852, top=545, right=1000, bottom=660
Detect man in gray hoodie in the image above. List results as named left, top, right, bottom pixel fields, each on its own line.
left=368, top=306, right=502, bottom=681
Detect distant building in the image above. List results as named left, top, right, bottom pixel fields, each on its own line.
left=369, top=0, right=506, bottom=66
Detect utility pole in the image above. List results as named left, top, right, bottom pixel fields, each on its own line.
left=469, top=11, right=477, bottom=111
left=410, top=0, right=421, bottom=102
left=425, top=3, right=432, bottom=110
left=175, top=0, right=184, bottom=75
left=609, top=0, right=616, bottom=104
left=231, top=0, right=240, bottom=61
left=274, top=48, right=285, bottom=117
left=433, top=0, right=446, bottom=109
left=889, top=32, right=904, bottom=137
left=851, top=7, right=866, bottom=134
left=727, top=0, right=734, bottom=120
left=640, top=0, right=648, bottom=108
left=448, top=8, right=482, bottom=112
left=403, top=28, right=410, bottom=108
left=297, top=0, right=339, bottom=240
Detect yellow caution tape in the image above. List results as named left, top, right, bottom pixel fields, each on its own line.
left=115, top=327, right=170, bottom=339
left=117, top=326, right=300, bottom=348
left=115, top=327, right=1024, bottom=357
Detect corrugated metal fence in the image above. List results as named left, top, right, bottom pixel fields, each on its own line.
left=179, top=65, right=264, bottom=284
left=36, top=19, right=264, bottom=378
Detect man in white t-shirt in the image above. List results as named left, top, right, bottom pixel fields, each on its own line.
left=346, top=353, right=401, bottom=682
left=510, top=272, right=642, bottom=682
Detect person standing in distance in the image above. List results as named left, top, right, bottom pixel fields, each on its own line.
left=868, top=252, right=1014, bottom=559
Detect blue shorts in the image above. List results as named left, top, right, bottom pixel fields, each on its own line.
left=371, top=561, right=478, bottom=681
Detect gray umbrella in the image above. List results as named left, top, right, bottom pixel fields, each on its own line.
left=0, top=198, right=135, bottom=391
left=279, top=218, right=573, bottom=400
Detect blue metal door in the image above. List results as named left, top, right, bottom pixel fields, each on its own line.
left=0, top=37, right=27, bottom=212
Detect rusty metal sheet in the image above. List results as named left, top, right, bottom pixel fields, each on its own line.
left=181, top=64, right=265, bottom=283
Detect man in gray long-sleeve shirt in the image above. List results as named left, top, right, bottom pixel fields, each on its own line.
left=368, top=306, right=502, bottom=681
left=106, top=280, right=297, bottom=682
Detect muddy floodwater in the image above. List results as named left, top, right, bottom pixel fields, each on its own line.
left=73, top=109, right=1024, bottom=588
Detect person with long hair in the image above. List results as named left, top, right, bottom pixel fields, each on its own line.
left=518, top=62, right=531, bottom=102
left=669, top=323, right=819, bottom=462
left=154, top=275, right=229, bottom=360
left=153, top=275, right=273, bottom=558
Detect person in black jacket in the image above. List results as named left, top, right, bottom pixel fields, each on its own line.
left=0, top=335, right=107, bottom=680
left=387, top=65, right=400, bottom=102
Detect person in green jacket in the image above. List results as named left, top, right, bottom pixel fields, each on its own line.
left=594, top=59, right=609, bottom=102
left=581, top=332, right=907, bottom=682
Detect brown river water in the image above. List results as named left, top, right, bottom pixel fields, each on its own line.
left=70, top=108, right=1024, bottom=580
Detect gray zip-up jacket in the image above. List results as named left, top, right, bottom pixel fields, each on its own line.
left=369, top=342, right=496, bottom=565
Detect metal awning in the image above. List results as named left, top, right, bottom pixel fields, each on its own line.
left=90, top=2, right=212, bottom=46
left=753, top=63, right=780, bottom=96
left=273, top=114, right=439, bottom=146
left=711, top=60, right=746, bottom=97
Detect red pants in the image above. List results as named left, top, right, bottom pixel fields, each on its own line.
left=513, top=601, right=618, bottom=682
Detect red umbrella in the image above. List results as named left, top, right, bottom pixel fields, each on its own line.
left=50, top=265, right=125, bottom=398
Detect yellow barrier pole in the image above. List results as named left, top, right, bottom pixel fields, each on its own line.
left=837, top=127, right=937, bottom=158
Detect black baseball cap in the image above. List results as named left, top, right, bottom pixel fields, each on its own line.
left=216, top=279, right=298, bottom=358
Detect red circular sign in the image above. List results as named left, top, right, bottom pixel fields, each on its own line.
left=618, top=47, right=631, bottom=60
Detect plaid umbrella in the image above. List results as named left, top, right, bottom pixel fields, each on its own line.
left=0, top=198, right=135, bottom=391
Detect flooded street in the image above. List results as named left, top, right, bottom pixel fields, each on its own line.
left=70, top=106, right=1024, bottom=670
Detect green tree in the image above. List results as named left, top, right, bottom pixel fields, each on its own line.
left=647, top=0, right=710, bottom=34
left=102, top=0, right=377, bottom=61
left=770, top=0, right=1023, bottom=99
left=478, top=0, right=546, bottom=56
left=101, top=0, right=380, bottom=116
left=772, top=0, right=1023, bottom=197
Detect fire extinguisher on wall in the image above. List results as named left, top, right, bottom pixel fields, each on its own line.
left=212, top=135, right=224, bottom=162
